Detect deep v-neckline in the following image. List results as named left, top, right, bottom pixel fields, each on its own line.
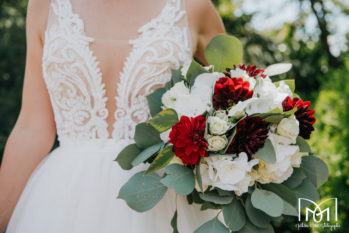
left=65, top=0, right=171, bottom=137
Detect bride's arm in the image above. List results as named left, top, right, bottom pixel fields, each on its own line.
left=0, top=0, right=54, bottom=231
left=187, top=0, right=226, bottom=65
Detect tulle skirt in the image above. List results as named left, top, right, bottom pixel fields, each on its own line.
left=6, top=139, right=217, bottom=233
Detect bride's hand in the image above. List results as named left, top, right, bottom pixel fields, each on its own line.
left=0, top=0, right=55, bottom=231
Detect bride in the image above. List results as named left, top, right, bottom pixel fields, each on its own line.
left=0, top=0, right=225, bottom=232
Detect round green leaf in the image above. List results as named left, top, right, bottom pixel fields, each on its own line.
left=282, top=168, right=306, bottom=189
left=294, top=178, right=320, bottom=210
left=115, top=144, right=141, bottom=170
left=282, top=200, right=298, bottom=216
left=147, top=88, right=167, bottom=117
left=160, top=164, right=195, bottom=195
left=134, top=123, right=162, bottom=149
left=262, top=183, right=297, bottom=206
left=194, top=218, right=230, bottom=233
left=251, top=189, right=284, bottom=217
left=301, top=155, right=329, bottom=187
left=145, top=145, right=175, bottom=174
left=296, top=136, right=311, bottom=153
left=131, top=143, right=163, bottom=166
left=245, top=196, right=271, bottom=228
left=199, top=191, right=233, bottom=205
left=238, top=220, right=274, bottom=233
left=205, top=34, right=243, bottom=72
left=223, top=198, right=246, bottom=231
left=255, top=139, right=276, bottom=163
left=149, top=109, right=179, bottom=132
left=118, top=171, right=167, bottom=212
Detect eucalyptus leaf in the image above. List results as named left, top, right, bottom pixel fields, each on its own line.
left=134, top=123, right=162, bottom=149
left=199, top=191, right=233, bottom=205
left=115, top=144, right=141, bottom=170
left=131, top=143, right=163, bottom=166
left=282, top=200, right=298, bottom=216
left=262, top=183, right=297, bottom=206
left=147, top=88, right=167, bottom=117
left=245, top=196, right=271, bottom=228
left=283, top=168, right=306, bottom=189
left=251, top=189, right=284, bottom=217
left=296, top=136, right=311, bottom=153
left=205, top=34, right=243, bottom=72
left=145, top=146, right=175, bottom=174
left=223, top=198, right=246, bottom=231
left=294, top=178, right=320, bottom=210
left=238, top=220, right=275, bottom=233
left=160, top=164, right=195, bottom=195
left=255, top=139, right=276, bottom=163
left=118, top=171, right=167, bottom=212
left=301, top=155, right=328, bottom=187
left=149, top=109, right=179, bottom=133
left=186, top=60, right=208, bottom=87
left=194, top=218, right=230, bottom=233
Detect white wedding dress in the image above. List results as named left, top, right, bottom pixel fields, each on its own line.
left=5, top=0, right=217, bottom=232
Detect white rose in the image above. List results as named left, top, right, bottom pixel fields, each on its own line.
left=207, top=116, right=229, bottom=135
left=214, top=110, right=229, bottom=121
left=191, top=72, right=223, bottom=108
left=173, top=94, right=208, bottom=118
left=207, top=135, right=228, bottom=152
left=250, top=77, right=289, bottom=113
left=256, top=133, right=300, bottom=184
left=200, top=153, right=259, bottom=195
left=291, top=151, right=308, bottom=168
left=160, top=129, right=171, bottom=142
left=277, top=81, right=293, bottom=98
left=161, top=81, right=190, bottom=108
left=277, top=115, right=299, bottom=143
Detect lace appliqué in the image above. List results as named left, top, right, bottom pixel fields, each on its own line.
left=113, top=0, right=192, bottom=139
left=42, top=0, right=192, bottom=143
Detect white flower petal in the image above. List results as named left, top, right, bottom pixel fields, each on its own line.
left=264, top=63, right=292, bottom=76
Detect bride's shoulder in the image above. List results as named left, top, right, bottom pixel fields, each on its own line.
left=27, top=0, right=51, bottom=45
left=186, top=0, right=225, bottom=63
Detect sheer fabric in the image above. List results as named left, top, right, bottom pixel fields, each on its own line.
left=6, top=0, right=217, bottom=232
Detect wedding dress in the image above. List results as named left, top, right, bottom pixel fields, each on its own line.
left=5, top=0, right=217, bottom=232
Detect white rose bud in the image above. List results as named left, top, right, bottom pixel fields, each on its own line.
left=207, top=135, right=228, bottom=152
left=214, top=110, right=229, bottom=122
left=208, top=116, right=229, bottom=135
left=277, top=115, right=299, bottom=143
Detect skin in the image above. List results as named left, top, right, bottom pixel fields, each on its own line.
left=0, top=0, right=225, bottom=231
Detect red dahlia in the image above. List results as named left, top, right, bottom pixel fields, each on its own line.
left=212, top=77, right=253, bottom=110
left=238, top=64, right=267, bottom=79
left=169, top=115, right=208, bottom=165
left=228, top=116, right=269, bottom=158
left=282, top=96, right=316, bottom=139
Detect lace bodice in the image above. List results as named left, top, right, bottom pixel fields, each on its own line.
left=42, top=0, right=192, bottom=144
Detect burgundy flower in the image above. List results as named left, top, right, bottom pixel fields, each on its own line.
left=228, top=117, right=269, bottom=158
left=169, top=115, right=208, bottom=165
left=238, top=64, right=267, bottom=79
left=282, top=96, right=316, bottom=139
left=212, top=77, right=253, bottom=110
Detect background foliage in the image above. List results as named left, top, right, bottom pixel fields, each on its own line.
left=0, top=0, right=348, bottom=232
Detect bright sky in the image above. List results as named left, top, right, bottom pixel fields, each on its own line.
left=238, top=0, right=349, bottom=56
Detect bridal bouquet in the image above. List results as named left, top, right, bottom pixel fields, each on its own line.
left=115, top=34, right=328, bottom=233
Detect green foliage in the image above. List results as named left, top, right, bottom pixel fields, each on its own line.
left=251, top=189, right=284, bottom=217
left=145, top=145, right=174, bottom=174
left=222, top=198, right=246, bottom=231
left=149, top=109, right=179, bottom=133
left=160, top=164, right=195, bottom=195
left=118, top=171, right=168, bottom=212
left=194, top=218, right=230, bottom=233
left=115, top=144, right=141, bottom=170
left=254, top=139, right=276, bottom=163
